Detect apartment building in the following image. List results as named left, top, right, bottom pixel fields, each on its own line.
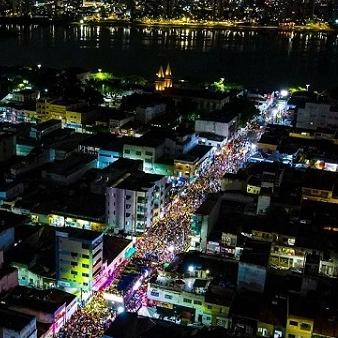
left=36, top=98, right=86, bottom=124
left=106, top=171, right=167, bottom=234
left=55, top=227, right=104, bottom=292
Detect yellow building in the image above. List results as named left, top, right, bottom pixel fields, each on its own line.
left=287, top=295, right=314, bottom=338
left=286, top=315, right=313, bottom=338
left=36, top=98, right=86, bottom=125
left=301, top=169, right=338, bottom=204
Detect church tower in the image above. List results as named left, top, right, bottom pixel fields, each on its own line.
left=155, top=63, right=172, bottom=91
left=164, top=63, right=172, bottom=88
left=155, top=65, right=165, bottom=91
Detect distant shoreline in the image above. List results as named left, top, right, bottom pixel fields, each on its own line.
left=0, top=16, right=337, bottom=33
left=74, top=20, right=338, bottom=34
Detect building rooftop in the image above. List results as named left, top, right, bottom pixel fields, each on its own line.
left=230, top=291, right=264, bottom=320
left=114, top=171, right=164, bottom=191
left=42, top=153, right=97, bottom=176
left=204, top=277, right=235, bottom=307
left=240, top=239, right=271, bottom=266
left=175, top=252, right=238, bottom=282
left=31, top=119, right=62, bottom=131
left=194, top=197, right=218, bottom=216
left=103, top=158, right=143, bottom=173
left=198, top=132, right=225, bottom=142
left=56, top=226, right=103, bottom=242
left=0, top=306, right=35, bottom=332
left=124, top=135, right=164, bottom=148
left=0, top=210, right=29, bottom=230
left=104, top=312, right=203, bottom=338
left=3, top=285, right=72, bottom=314
left=302, top=168, right=338, bottom=192
left=198, top=110, right=237, bottom=123
left=103, top=235, right=132, bottom=264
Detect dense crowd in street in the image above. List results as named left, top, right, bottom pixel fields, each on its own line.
left=134, top=127, right=259, bottom=263
left=55, top=123, right=263, bottom=337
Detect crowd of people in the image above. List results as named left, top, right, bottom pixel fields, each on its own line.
left=134, top=127, right=259, bottom=265
left=55, top=124, right=263, bottom=337
left=57, top=291, right=112, bottom=338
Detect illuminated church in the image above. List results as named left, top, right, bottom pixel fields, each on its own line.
left=155, top=63, right=172, bottom=91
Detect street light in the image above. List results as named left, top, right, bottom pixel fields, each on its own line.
left=306, top=84, right=310, bottom=91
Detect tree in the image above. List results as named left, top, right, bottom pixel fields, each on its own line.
left=222, top=97, right=259, bottom=127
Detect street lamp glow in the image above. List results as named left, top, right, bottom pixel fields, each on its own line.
left=117, top=306, right=125, bottom=313
left=188, top=265, right=194, bottom=272
left=280, top=89, right=288, bottom=97
left=306, top=84, right=310, bottom=91
left=37, top=64, right=41, bottom=69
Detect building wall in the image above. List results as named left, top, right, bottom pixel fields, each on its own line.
left=123, top=143, right=165, bottom=173
left=55, top=230, right=103, bottom=291
left=2, top=317, right=37, bottom=338
left=286, top=315, right=313, bottom=338
left=0, top=132, right=16, bottom=162
left=135, top=103, right=166, bottom=124
left=0, top=269, right=18, bottom=293
left=147, top=283, right=205, bottom=322
left=296, top=103, right=331, bottom=130
left=106, top=176, right=167, bottom=234
left=195, top=120, right=231, bottom=138
left=98, top=149, right=123, bottom=169
left=41, top=157, right=97, bottom=185
left=0, top=227, right=15, bottom=252
left=147, top=282, right=230, bottom=326
left=237, top=262, right=267, bottom=293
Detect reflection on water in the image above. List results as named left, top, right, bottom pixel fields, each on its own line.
left=1, top=24, right=338, bottom=89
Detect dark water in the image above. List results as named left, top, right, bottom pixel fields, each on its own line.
left=1, top=24, right=338, bottom=91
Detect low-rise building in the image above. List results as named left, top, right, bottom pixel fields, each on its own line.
left=3, top=285, right=77, bottom=338
left=0, top=306, right=37, bottom=338
left=174, top=144, right=213, bottom=181
left=195, top=111, right=237, bottom=143
left=41, top=153, right=97, bottom=185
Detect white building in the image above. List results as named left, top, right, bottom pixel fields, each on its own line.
left=135, top=103, right=167, bottom=124
left=106, top=171, right=167, bottom=234
left=195, top=113, right=237, bottom=143
left=123, top=138, right=165, bottom=173
left=296, top=102, right=336, bottom=130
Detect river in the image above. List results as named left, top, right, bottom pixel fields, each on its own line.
left=1, top=24, right=338, bottom=91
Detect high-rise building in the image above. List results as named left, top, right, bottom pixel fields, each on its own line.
left=106, top=171, right=167, bottom=234
left=55, top=228, right=104, bottom=292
